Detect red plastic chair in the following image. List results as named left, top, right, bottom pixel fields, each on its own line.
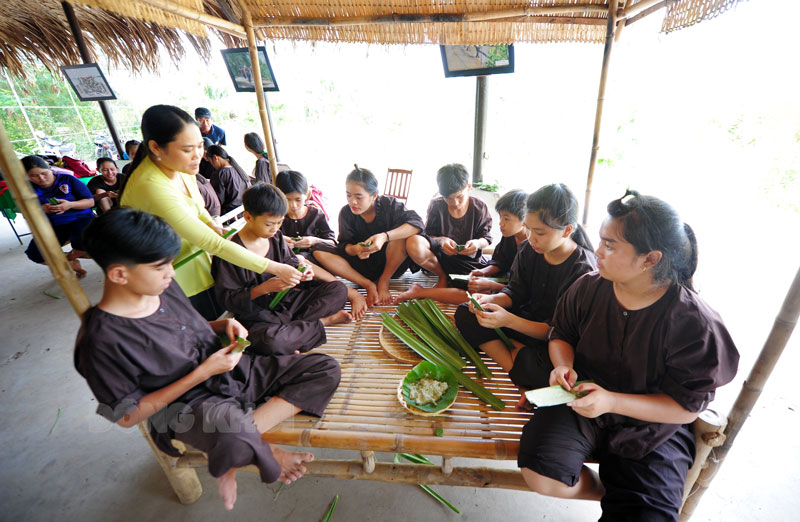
left=384, top=168, right=413, bottom=203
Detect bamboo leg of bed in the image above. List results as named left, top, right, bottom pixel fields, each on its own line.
left=138, top=423, right=203, bottom=504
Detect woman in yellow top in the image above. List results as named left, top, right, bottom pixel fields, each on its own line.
left=121, top=105, right=301, bottom=319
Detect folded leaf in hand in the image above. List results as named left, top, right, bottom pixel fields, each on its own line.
left=524, top=381, right=593, bottom=407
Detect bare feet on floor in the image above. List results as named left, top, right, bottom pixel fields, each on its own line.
left=69, top=259, right=87, bottom=278
left=395, top=283, right=425, bottom=303
left=271, top=445, right=314, bottom=484
left=217, top=467, right=238, bottom=510
left=347, top=290, right=368, bottom=321
left=320, top=309, right=353, bottom=326
left=364, top=282, right=379, bottom=308
left=376, top=279, right=393, bottom=305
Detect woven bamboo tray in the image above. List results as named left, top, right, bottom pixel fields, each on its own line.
left=262, top=272, right=526, bottom=461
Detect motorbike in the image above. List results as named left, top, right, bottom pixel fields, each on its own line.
left=94, top=134, right=119, bottom=160
left=32, top=131, right=77, bottom=158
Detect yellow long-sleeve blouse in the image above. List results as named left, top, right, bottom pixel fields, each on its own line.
left=120, top=156, right=269, bottom=297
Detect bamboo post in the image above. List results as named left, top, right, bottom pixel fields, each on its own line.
left=137, top=423, right=203, bottom=504
left=681, top=410, right=727, bottom=511
left=238, top=2, right=279, bottom=183
left=472, top=76, right=489, bottom=184
left=62, top=1, right=125, bottom=159
left=679, top=264, right=800, bottom=519
left=582, top=3, right=618, bottom=226
left=0, top=119, right=91, bottom=316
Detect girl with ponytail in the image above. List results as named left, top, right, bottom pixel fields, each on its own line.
left=517, top=190, right=739, bottom=522
left=244, top=132, right=272, bottom=185
left=455, top=183, right=597, bottom=380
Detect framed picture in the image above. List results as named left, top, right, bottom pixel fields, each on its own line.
left=60, top=64, right=116, bottom=101
left=440, top=45, right=515, bottom=78
left=220, top=47, right=279, bottom=92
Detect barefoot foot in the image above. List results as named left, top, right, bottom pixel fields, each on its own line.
left=320, top=309, right=353, bottom=326
left=217, top=467, right=238, bottom=510
left=70, top=259, right=87, bottom=279
left=347, top=289, right=368, bottom=321
left=395, top=283, right=424, bottom=303
left=271, top=445, right=314, bottom=484
left=364, top=282, right=379, bottom=308
left=377, top=279, right=393, bottom=305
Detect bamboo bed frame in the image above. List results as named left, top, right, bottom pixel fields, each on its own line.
left=143, top=273, right=728, bottom=512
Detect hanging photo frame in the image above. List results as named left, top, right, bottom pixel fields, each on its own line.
left=220, top=46, right=279, bottom=92
left=60, top=64, right=117, bottom=101
left=440, top=45, right=515, bottom=78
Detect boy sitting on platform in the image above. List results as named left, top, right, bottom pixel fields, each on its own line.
left=75, top=209, right=341, bottom=511
left=406, top=163, right=492, bottom=288
left=212, top=183, right=352, bottom=356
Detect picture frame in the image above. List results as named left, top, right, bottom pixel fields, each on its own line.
left=60, top=64, right=117, bottom=101
left=220, top=47, right=279, bottom=92
left=440, top=45, right=515, bottom=78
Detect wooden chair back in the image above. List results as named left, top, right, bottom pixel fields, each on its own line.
left=384, top=168, right=413, bottom=203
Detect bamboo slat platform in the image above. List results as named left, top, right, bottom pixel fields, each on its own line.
left=260, top=272, right=526, bottom=461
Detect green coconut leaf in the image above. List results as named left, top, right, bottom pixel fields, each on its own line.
left=524, top=381, right=594, bottom=407
left=402, top=361, right=458, bottom=413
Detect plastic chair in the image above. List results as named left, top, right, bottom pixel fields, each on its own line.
left=384, top=168, right=413, bottom=203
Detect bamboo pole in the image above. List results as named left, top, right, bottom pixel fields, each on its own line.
left=129, top=0, right=247, bottom=38
left=680, top=264, right=800, bottom=520
left=238, top=2, right=279, bottom=183
left=582, top=3, right=617, bottom=226
left=62, top=1, right=124, bottom=159
left=472, top=76, right=489, bottom=184
left=138, top=423, right=202, bottom=504
left=0, top=119, right=91, bottom=316
left=255, top=5, right=609, bottom=27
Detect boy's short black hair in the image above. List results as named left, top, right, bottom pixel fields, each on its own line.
left=436, top=163, right=470, bottom=198
left=495, top=189, right=528, bottom=221
left=275, top=170, right=309, bottom=196
left=83, top=209, right=181, bottom=271
left=243, top=182, right=288, bottom=217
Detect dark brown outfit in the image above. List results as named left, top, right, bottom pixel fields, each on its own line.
left=74, top=282, right=341, bottom=484
left=211, top=166, right=250, bottom=215
left=212, top=233, right=348, bottom=355
left=486, top=234, right=520, bottom=276
left=196, top=175, right=221, bottom=217
left=253, top=156, right=271, bottom=185
left=518, top=273, right=739, bottom=521
left=318, top=195, right=424, bottom=281
left=280, top=205, right=336, bottom=263
left=423, top=196, right=492, bottom=276
left=455, top=242, right=597, bottom=388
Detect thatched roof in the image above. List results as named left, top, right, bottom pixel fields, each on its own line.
left=3, top=0, right=748, bottom=77
left=1, top=0, right=243, bottom=77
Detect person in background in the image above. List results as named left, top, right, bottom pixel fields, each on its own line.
left=406, top=163, right=492, bottom=288
left=244, top=132, right=272, bottom=185
left=22, top=155, right=94, bottom=278
left=206, top=145, right=251, bottom=215
left=120, top=140, right=140, bottom=176
left=198, top=137, right=216, bottom=180
left=195, top=107, right=226, bottom=145
left=121, top=104, right=301, bottom=320
left=196, top=170, right=221, bottom=219
left=89, top=158, right=126, bottom=214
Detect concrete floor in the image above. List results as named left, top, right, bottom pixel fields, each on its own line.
left=1, top=219, right=798, bottom=522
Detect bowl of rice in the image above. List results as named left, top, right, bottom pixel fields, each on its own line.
left=397, top=361, right=459, bottom=416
